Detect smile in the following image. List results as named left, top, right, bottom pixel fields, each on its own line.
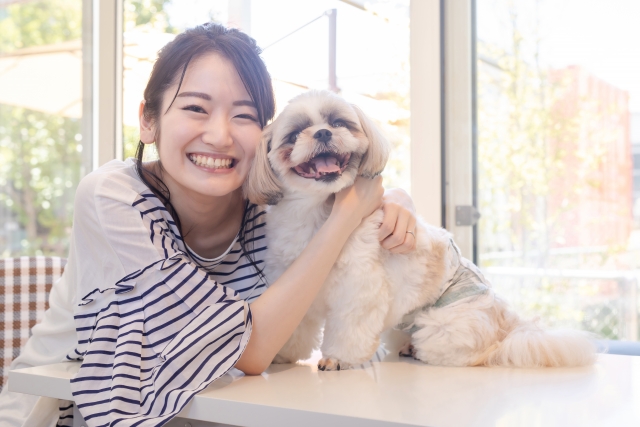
left=292, top=152, right=351, bottom=180
left=188, top=154, right=235, bottom=170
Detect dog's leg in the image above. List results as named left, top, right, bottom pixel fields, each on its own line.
left=273, top=310, right=324, bottom=364
left=398, top=342, right=416, bottom=358
left=318, top=271, right=389, bottom=371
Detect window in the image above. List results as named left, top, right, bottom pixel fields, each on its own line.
left=474, top=0, right=640, bottom=340
left=0, top=0, right=88, bottom=257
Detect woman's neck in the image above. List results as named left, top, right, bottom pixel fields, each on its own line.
left=147, top=162, right=245, bottom=259
left=179, top=189, right=245, bottom=259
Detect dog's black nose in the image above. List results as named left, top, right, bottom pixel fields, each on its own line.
left=313, top=129, right=332, bottom=143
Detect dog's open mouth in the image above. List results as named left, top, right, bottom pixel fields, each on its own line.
left=292, top=152, right=352, bottom=180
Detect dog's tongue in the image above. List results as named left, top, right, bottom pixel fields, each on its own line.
left=310, top=155, right=340, bottom=174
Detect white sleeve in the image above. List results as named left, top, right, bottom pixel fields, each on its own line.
left=67, top=168, right=253, bottom=426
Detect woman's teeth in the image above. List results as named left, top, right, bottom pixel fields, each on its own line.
left=189, top=154, right=233, bottom=169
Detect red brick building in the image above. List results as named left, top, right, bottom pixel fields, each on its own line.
left=548, top=66, right=632, bottom=248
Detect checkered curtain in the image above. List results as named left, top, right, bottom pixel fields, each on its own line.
left=0, top=257, right=66, bottom=392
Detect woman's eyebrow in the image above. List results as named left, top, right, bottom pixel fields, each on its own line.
left=177, top=91, right=211, bottom=100
left=175, top=92, right=254, bottom=108
left=233, top=100, right=256, bottom=108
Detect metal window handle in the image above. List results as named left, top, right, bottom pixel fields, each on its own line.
left=455, top=205, right=481, bottom=226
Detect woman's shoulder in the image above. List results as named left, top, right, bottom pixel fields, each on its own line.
left=76, top=158, right=148, bottom=206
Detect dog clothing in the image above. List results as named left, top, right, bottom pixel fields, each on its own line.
left=395, top=239, right=491, bottom=334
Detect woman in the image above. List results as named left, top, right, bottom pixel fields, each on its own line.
left=0, top=23, right=417, bottom=426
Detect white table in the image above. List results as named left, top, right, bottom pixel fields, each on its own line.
left=9, top=353, right=640, bottom=427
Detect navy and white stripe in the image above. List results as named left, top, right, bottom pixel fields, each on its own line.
left=192, top=205, right=268, bottom=303
left=67, top=192, right=267, bottom=426
left=56, top=401, right=74, bottom=426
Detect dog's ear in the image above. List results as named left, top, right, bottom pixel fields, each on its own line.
left=352, top=104, right=391, bottom=178
left=244, top=126, right=283, bottom=205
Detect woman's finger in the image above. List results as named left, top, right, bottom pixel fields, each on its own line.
left=378, top=203, right=399, bottom=241
left=388, top=215, right=418, bottom=254
left=381, top=208, right=411, bottom=250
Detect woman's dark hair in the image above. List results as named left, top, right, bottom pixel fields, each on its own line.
left=135, top=23, right=275, bottom=279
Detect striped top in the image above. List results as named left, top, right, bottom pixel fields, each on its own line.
left=65, top=159, right=267, bottom=426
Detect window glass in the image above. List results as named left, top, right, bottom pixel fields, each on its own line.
left=477, top=0, right=640, bottom=340
left=122, top=0, right=410, bottom=190
left=253, top=0, right=410, bottom=189
left=0, top=0, right=85, bottom=257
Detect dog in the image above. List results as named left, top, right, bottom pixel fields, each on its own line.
left=244, top=90, right=597, bottom=370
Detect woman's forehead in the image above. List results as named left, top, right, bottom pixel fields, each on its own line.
left=175, top=52, right=251, bottom=101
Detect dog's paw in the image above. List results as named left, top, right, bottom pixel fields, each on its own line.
left=317, top=357, right=350, bottom=371
left=272, top=354, right=293, bottom=364
left=399, top=343, right=416, bottom=358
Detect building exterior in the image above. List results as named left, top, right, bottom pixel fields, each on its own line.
left=632, top=112, right=640, bottom=227
left=548, top=66, right=632, bottom=249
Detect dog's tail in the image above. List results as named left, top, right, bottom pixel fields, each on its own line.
left=482, top=301, right=597, bottom=368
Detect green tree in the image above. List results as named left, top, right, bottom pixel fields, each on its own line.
left=0, top=106, right=81, bottom=255
left=0, top=0, right=81, bottom=54
left=124, top=0, right=175, bottom=33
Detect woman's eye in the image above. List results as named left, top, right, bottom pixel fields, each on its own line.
left=332, top=120, right=346, bottom=128
left=183, top=105, right=206, bottom=114
left=236, top=114, right=258, bottom=122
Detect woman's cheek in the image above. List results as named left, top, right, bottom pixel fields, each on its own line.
left=244, top=132, right=261, bottom=167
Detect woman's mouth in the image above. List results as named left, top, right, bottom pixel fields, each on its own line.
left=188, top=154, right=235, bottom=170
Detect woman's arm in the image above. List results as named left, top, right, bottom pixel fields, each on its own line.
left=236, top=176, right=384, bottom=374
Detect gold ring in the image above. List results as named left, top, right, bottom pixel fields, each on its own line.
left=406, top=230, right=415, bottom=238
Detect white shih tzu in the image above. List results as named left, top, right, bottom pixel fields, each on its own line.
left=244, top=90, right=596, bottom=370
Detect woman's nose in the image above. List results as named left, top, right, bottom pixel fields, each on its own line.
left=202, top=115, right=233, bottom=148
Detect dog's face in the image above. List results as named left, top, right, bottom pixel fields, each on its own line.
left=245, top=90, right=391, bottom=205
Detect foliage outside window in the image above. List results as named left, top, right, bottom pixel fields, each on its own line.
left=0, top=0, right=82, bottom=257
left=477, top=0, right=639, bottom=340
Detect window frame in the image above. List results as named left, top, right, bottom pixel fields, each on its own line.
left=84, top=0, right=124, bottom=172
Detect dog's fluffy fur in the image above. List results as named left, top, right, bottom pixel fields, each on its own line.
left=245, top=90, right=597, bottom=370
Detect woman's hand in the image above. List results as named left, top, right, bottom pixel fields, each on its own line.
left=332, top=176, right=384, bottom=229
left=378, top=188, right=417, bottom=254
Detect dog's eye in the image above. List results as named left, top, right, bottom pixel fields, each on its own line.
left=331, top=120, right=346, bottom=128
left=288, top=132, right=300, bottom=144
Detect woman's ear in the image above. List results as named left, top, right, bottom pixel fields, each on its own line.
left=352, top=105, right=391, bottom=178
left=139, top=101, right=155, bottom=144
left=243, top=126, right=283, bottom=205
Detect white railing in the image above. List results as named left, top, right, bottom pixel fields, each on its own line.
left=483, top=267, right=640, bottom=341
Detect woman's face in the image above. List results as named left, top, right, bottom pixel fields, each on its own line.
left=141, top=52, right=262, bottom=198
